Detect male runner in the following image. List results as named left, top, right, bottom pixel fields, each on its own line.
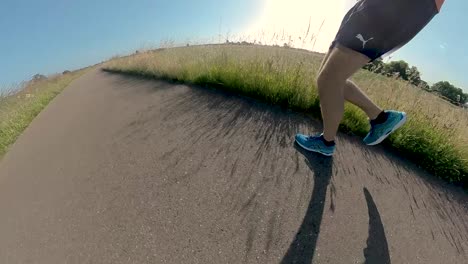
left=295, top=0, right=445, bottom=156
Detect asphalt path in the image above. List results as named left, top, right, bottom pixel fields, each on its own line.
left=0, top=69, right=466, bottom=263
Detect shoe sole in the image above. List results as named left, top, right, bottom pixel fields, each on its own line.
left=366, top=113, right=407, bottom=146
left=295, top=139, right=334, bottom=156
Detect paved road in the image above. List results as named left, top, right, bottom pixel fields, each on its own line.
left=0, top=69, right=467, bottom=264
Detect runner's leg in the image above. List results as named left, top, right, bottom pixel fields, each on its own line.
left=319, top=48, right=383, bottom=121
left=316, top=44, right=370, bottom=141
left=315, top=0, right=438, bottom=142
left=344, top=80, right=382, bottom=120
left=318, top=49, right=332, bottom=73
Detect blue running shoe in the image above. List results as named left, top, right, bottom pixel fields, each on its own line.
left=363, top=110, right=407, bottom=146
left=295, top=134, right=335, bottom=156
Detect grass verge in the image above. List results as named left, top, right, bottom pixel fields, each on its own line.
left=0, top=69, right=89, bottom=157
left=103, top=44, right=468, bottom=187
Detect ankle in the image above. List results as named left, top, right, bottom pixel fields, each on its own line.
left=320, top=134, right=336, bottom=146
left=369, top=109, right=383, bottom=120
left=372, top=111, right=389, bottom=124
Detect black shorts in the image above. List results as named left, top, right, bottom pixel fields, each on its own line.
left=331, top=0, right=439, bottom=61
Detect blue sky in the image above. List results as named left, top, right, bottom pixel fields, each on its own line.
left=391, top=0, right=468, bottom=92
left=0, top=0, right=261, bottom=89
left=1, top=0, right=467, bottom=92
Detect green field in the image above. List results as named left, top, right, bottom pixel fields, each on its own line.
left=103, top=44, right=468, bottom=186
left=0, top=69, right=89, bottom=157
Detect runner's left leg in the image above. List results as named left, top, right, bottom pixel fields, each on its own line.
left=344, top=80, right=382, bottom=120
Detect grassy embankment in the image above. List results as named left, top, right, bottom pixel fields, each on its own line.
left=104, top=44, right=468, bottom=186
left=0, top=69, right=90, bottom=157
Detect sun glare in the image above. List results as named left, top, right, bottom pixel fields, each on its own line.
left=245, top=0, right=352, bottom=52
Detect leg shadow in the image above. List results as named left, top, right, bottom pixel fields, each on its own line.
left=363, top=188, right=391, bottom=264
left=281, top=143, right=334, bottom=264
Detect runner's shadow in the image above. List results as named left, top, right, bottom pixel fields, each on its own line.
left=281, top=143, right=334, bottom=264
left=363, top=188, right=391, bottom=264
left=280, top=146, right=391, bottom=264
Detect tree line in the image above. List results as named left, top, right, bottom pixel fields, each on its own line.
left=364, top=59, right=468, bottom=106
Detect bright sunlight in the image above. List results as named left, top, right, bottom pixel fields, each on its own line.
left=246, top=0, right=354, bottom=52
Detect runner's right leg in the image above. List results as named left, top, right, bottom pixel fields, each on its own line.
left=295, top=44, right=372, bottom=156
left=316, top=44, right=371, bottom=142
left=319, top=48, right=383, bottom=121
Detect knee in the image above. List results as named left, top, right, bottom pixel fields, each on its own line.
left=345, top=79, right=354, bottom=88
left=316, top=70, right=330, bottom=92
left=316, top=70, right=348, bottom=93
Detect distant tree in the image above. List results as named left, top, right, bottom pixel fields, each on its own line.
left=363, top=58, right=385, bottom=73
left=32, top=74, right=47, bottom=81
left=62, top=70, right=71, bottom=75
left=431, top=81, right=467, bottom=105
left=362, top=56, right=465, bottom=101
left=461, top=93, right=468, bottom=104
left=407, top=66, right=422, bottom=86
left=418, top=80, right=431, bottom=91
left=383, top=60, right=410, bottom=80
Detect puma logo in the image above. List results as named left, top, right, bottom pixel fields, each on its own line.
left=356, top=34, right=374, bottom=49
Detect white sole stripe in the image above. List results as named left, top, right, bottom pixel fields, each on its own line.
left=295, top=139, right=334, bottom=156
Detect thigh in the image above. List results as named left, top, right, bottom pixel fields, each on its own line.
left=318, top=44, right=370, bottom=83
left=318, top=48, right=332, bottom=74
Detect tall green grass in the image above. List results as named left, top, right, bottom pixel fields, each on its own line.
left=0, top=69, right=89, bottom=157
left=104, top=44, right=468, bottom=186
